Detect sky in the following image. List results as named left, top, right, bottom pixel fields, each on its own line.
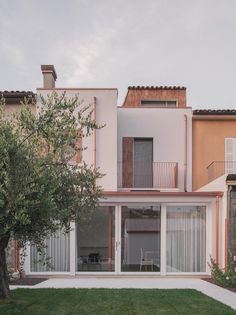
left=0, top=0, right=236, bottom=108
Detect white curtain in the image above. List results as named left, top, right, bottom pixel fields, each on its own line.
left=30, top=229, right=70, bottom=272
left=166, top=206, right=206, bottom=272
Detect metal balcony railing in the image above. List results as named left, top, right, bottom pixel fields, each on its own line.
left=207, top=161, right=236, bottom=183
left=118, top=161, right=178, bottom=189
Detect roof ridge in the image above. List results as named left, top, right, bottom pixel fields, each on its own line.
left=128, top=86, right=186, bottom=90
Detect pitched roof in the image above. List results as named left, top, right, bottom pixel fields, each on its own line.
left=0, top=91, right=35, bottom=104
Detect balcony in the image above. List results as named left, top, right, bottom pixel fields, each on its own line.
left=118, top=161, right=178, bottom=189
left=207, top=161, right=236, bottom=183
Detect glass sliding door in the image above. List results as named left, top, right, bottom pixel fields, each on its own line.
left=166, top=205, right=206, bottom=273
left=77, top=206, right=115, bottom=272
left=121, top=205, right=161, bottom=272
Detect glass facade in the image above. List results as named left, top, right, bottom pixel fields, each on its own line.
left=166, top=206, right=206, bottom=272
left=29, top=204, right=208, bottom=274
left=77, top=206, right=115, bottom=272
left=121, top=205, right=161, bottom=272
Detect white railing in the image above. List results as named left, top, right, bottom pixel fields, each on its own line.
left=207, top=161, right=236, bottom=183
left=118, top=161, right=178, bottom=189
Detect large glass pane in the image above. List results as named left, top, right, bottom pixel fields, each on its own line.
left=166, top=206, right=206, bottom=272
left=30, top=229, right=70, bottom=272
left=121, top=205, right=161, bottom=272
left=77, top=206, right=115, bottom=272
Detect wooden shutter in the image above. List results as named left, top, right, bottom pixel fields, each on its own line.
left=225, top=138, right=234, bottom=173
left=122, top=137, right=134, bottom=188
left=225, top=138, right=233, bottom=161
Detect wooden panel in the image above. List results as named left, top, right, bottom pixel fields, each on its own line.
left=122, top=137, right=134, bottom=188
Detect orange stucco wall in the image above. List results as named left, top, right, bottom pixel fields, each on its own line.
left=193, top=116, right=236, bottom=191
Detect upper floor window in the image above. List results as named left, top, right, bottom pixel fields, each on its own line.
left=141, top=100, right=177, bottom=108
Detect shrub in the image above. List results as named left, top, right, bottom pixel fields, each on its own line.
left=208, top=256, right=236, bottom=287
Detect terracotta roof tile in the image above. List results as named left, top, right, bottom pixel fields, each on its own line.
left=128, top=86, right=186, bottom=90
left=0, top=90, right=35, bottom=95
left=0, top=91, right=35, bottom=104
left=193, top=109, right=236, bottom=115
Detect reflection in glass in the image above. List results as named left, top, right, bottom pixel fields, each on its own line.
left=121, top=205, right=161, bottom=272
left=166, top=206, right=206, bottom=272
left=77, top=206, right=115, bottom=272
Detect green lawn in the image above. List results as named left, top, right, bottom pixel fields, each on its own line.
left=0, top=288, right=235, bottom=315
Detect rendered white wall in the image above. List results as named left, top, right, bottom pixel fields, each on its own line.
left=118, top=108, right=192, bottom=191
left=37, top=89, right=118, bottom=191
left=197, top=175, right=227, bottom=268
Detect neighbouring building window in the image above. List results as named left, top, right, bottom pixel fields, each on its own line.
left=77, top=206, right=115, bottom=272
left=30, top=229, right=70, bottom=272
left=225, top=138, right=236, bottom=174
left=166, top=205, right=206, bottom=273
left=141, top=100, right=177, bottom=108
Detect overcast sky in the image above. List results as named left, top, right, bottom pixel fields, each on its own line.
left=0, top=0, right=236, bottom=108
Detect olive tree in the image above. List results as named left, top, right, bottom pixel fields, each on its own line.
left=0, top=92, right=102, bottom=299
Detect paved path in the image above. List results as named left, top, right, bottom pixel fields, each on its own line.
left=10, top=278, right=236, bottom=311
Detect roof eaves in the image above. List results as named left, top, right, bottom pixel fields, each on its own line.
left=0, top=91, right=35, bottom=104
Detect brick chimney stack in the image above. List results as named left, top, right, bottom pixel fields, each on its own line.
left=41, top=65, right=57, bottom=88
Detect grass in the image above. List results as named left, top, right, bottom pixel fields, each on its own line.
left=0, top=288, right=236, bottom=315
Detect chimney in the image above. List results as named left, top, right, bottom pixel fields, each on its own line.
left=41, top=65, right=57, bottom=88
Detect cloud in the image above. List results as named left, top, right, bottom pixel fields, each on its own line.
left=0, top=0, right=236, bottom=108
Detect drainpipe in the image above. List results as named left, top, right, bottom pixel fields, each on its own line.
left=184, top=114, right=188, bottom=192
left=93, top=97, right=97, bottom=170
left=225, top=185, right=232, bottom=269
left=216, top=195, right=220, bottom=264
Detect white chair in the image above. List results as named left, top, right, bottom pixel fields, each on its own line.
left=140, top=248, right=153, bottom=271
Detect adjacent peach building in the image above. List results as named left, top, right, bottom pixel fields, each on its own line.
left=192, top=110, right=236, bottom=191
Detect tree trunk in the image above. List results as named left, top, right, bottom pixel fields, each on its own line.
left=0, top=236, right=10, bottom=299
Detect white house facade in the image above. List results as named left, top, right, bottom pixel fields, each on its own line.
left=23, top=65, right=224, bottom=277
